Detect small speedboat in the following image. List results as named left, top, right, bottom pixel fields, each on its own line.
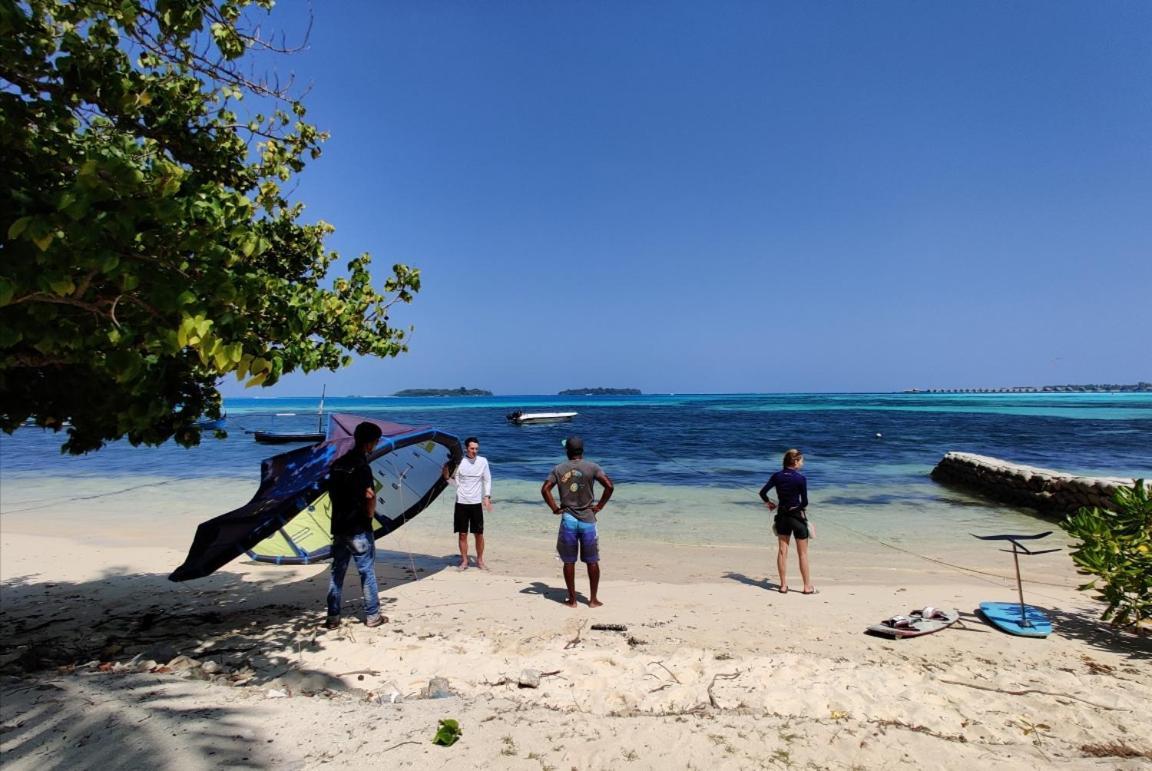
left=506, top=410, right=578, bottom=425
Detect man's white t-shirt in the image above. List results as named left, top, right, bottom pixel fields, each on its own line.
left=451, top=455, right=492, bottom=504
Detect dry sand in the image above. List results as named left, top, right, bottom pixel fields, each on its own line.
left=2, top=482, right=1150, bottom=770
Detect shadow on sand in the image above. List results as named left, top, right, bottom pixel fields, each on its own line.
left=519, top=580, right=586, bottom=606
left=721, top=571, right=782, bottom=593
left=0, top=550, right=451, bottom=768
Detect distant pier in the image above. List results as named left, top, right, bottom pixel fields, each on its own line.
left=905, top=382, right=1151, bottom=394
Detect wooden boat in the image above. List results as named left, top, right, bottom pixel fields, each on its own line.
left=255, top=387, right=327, bottom=444
left=253, top=429, right=325, bottom=444
left=506, top=410, right=578, bottom=425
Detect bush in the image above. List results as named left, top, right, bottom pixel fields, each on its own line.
left=1061, top=480, right=1152, bottom=629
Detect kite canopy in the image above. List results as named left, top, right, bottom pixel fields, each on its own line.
left=169, top=414, right=461, bottom=581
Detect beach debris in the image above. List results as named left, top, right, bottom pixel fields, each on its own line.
left=1079, top=742, right=1152, bottom=760
left=265, top=688, right=289, bottom=699
left=165, top=655, right=201, bottom=673
left=590, top=623, right=627, bottom=632
left=830, top=710, right=851, bottom=721
left=200, top=660, right=223, bottom=676
left=648, top=660, right=681, bottom=684
left=564, top=620, right=587, bottom=649
left=281, top=670, right=340, bottom=695
left=627, top=636, right=647, bottom=647
left=517, top=669, right=541, bottom=689
left=424, top=677, right=454, bottom=699
left=374, top=682, right=403, bottom=704
left=706, top=671, right=741, bottom=710
left=936, top=678, right=1128, bottom=711
left=229, top=666, right=257, bottom=686
left=432, top=718, right=462, bottom=746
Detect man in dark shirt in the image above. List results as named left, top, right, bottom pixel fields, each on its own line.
left=541, top=436, right=614, bottom=607
left=325, top=421, right=386, bottom=629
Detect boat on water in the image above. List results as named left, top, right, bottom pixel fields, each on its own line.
left=253, top=429, right=326, bottom=444
left=254, top=387, right=327, bottom=445
left=195, top=413, right=228, bottom=431
left=506, top=410, right=578, bottom=425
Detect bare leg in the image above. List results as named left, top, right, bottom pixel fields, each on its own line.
left=776, top=535, right=791, bottom=592
left=476, top=533, right=488, bottom=570
left=562, top=563, right=578, bottom=607
left=797, top=537, right=813, bottom=593
left=586, top=563, right=602, bottom=607
left=457, top=532, right=469, bottom=570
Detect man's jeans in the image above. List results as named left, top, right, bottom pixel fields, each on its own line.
left=327, top=532, right=380, bottom=618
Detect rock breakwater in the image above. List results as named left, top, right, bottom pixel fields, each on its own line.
left=931, top=452, right=1137, bottom=517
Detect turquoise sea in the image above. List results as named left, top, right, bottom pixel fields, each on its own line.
left=2, top=392, right=1149, bottom=577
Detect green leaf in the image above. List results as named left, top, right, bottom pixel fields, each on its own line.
left=32, top=232, right=55, bottom=252
left=432, top=719, right=462, bottom=747
left=49, top=276, right=75, bottom=296
left=8, top=216, right=33, bottom=239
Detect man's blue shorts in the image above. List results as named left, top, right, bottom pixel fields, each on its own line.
left=557, top=512, right=599, bottom=564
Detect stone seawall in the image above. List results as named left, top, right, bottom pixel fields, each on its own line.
left=930, top=452, right=1138, bottom=518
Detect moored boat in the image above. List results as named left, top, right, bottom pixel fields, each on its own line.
left=506, top=410, right=578, bottom=425
left=253, top=430, right=326, bottom=444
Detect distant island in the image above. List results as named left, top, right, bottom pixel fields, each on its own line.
left=905, top=382, right=1151, bottom=394
left=558, top=387, right=642, bottom=396
left=393, top=388, right=492, bottom=397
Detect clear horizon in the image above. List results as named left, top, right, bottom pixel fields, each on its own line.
left=222, top=1, right=1150, bottom=399
left=222, top=384, right=1152, bottom=399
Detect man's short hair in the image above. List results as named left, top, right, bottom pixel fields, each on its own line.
left=354, top=421, right=383, bottom=445
left=564, top=435, right=584, bottom=459
left=464, top=436, right=479, bottom=448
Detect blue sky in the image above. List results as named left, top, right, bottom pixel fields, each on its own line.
left=221, top=1, right=1150, bottom=397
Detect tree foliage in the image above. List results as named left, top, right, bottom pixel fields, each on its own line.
left=1061, top=480, right=1152, bottom=630
left=0, top=0, right=419, bottom=453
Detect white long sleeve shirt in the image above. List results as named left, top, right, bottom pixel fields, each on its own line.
left=451, top=455, right=492, bottom=504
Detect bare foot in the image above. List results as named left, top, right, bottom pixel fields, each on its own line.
left=563, top=597, right=578, bottom=608
left=588, top=599, right=603, bottom=608
left=477, top=561, right=490, bottom=571
left=456, top=562, right=468, bottom=572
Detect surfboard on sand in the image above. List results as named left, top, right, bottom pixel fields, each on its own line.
left=978, top=601, right=1052, bottom=638
left=867, top=607, right=960, bottom=638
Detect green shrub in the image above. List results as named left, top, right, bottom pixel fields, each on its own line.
left=1061, top=480, right=1152, bottom=629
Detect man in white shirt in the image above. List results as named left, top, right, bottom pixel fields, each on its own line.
left=443, top=436, right=492, bottom=570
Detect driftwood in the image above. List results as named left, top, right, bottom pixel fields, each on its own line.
left=564, top=621, right=587, bottom=650
left=937, top=678, right=1128, bottom=711
left=706, top=671, right=741, bottom=708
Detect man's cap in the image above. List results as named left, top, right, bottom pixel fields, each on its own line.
left=564, top=435, right=584, bottom=453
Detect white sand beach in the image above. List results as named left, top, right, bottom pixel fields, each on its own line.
left=2, top=479, right=1150, bottom=770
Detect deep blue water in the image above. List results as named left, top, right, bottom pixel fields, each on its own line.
left=2, top=393, right=1149, bottom=490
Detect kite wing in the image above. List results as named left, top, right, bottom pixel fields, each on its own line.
left=169, top=414, right=461, bottom=581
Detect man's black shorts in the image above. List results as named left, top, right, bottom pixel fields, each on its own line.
left=774, top=513, right=809, bottom=540
left=453, top=502, right=484, bottom=534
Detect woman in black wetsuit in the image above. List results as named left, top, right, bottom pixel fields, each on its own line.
left=759, top=449, right=815, bottom=594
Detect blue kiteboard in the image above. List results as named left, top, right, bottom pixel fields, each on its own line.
left=971, top=531, right=1060, bottom=640
left=978, top=601, right=1052, bottom=638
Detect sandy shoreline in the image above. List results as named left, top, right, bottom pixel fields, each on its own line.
left=3, top=506, right=1151, bottom=771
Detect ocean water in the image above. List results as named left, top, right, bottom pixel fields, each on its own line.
left=2, top=392, right=1149, bottom=571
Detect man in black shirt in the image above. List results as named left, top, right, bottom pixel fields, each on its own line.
left=325, top=421, right=386, bottom=629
